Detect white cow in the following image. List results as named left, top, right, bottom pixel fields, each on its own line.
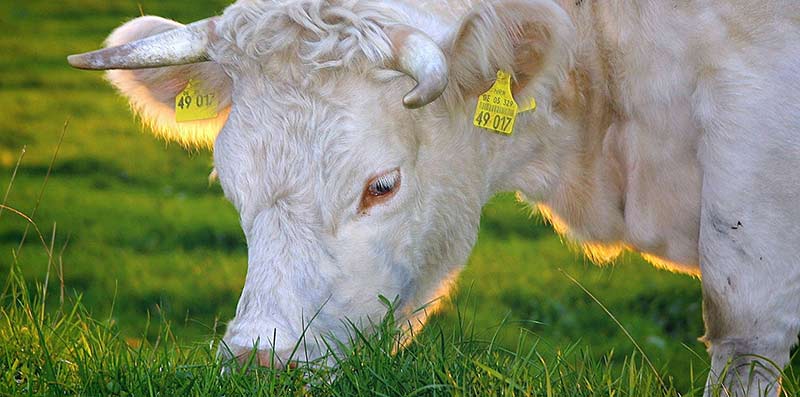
left=68, top=0, right=800, bottom=395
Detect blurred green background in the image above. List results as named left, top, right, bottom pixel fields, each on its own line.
left=0, top=0, right=713, bottom=389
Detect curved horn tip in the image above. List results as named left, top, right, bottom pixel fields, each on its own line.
left=402, top=93, right=424, bottom=109
left=387, top=25, right=450, bottom=109
left=402, top=81, right=448, bottom=109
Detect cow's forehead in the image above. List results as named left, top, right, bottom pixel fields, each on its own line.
left=216, top=72, right=415, bottom=226
left=228, top=71, right=391, bottom=151
left=228, top=65, right=414, bottom=148
left=211, top=0, right=399, bottom=77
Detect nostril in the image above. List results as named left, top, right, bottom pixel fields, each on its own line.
left=252, top=349, right=284, bottom=369
left=227, top=346, right=296, bottom=370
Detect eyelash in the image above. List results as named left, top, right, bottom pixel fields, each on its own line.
left=369, top=171, right=400, bottom=196
left=359, top=169, right=401, bottom=214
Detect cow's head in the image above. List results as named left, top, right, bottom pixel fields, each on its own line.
left=69, top=0, right=573, bottom=367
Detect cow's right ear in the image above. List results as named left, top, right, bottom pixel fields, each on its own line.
left=104, top=16, right=232, bottom=149
left=446, top=0, right=575, bottom=105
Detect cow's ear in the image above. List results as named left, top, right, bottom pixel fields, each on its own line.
left=104, top=16, right=232, bottom=149
left=447, top=0, right=574, bottom=102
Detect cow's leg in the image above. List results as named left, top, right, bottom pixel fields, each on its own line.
left=699, top=242, right=798, bottom=397
left=699, top=162, right=800, bottom=396
left=698, top=149, right=800, bottom=396
left=696, top=61, right=800, bottom=395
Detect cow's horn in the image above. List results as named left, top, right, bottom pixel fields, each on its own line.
left=386, top=25, right=449, bottom=109
left=67, top=18, right=217, bottom=70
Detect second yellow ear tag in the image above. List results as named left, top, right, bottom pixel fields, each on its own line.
left=473, top=70, right=536, bottom=135
left=175, top=79, right=219, bottom=123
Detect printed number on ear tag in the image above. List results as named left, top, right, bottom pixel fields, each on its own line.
left=473, top=70, right=536, bottom=135
left=175, top=79, right=219, bottom=123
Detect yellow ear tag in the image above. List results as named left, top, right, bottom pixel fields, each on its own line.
left=175, top=79, right=219, bottom=122
left=473, top=70, right=536, bottom=135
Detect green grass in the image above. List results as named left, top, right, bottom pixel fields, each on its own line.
left=1, top=261, right=692, bottom=396
left=1, top=1, right=797, bottom=395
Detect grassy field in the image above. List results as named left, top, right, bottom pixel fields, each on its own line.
left=1, top=1, right=797, bottom=395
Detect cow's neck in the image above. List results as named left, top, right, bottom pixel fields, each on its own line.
left=485, top=1, right=702, bottom=274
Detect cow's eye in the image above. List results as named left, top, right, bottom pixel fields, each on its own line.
left=359, top=169, right=401, bottom=213
left=368, top=170, right=400, bottom=196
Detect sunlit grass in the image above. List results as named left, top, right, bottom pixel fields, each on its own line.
left=1, top=257, right=698, bottom=397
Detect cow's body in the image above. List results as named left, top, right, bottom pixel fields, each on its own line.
left=69, top=1, right=800, bottom=395
left=527, top=3, right=800, bottom=394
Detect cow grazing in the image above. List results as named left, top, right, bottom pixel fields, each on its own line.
left=68, top=0, right=800, bottom=395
